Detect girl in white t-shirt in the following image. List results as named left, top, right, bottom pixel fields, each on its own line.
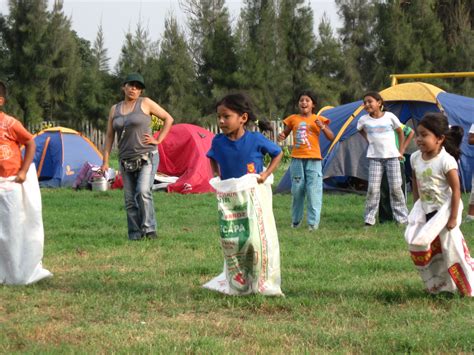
left=357, top=91, right=408, bottom=226
left=411, top=113, right=464, bottom=229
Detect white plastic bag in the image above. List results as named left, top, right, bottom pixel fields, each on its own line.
left=0, top=164, right=52, bottom=285
left=203, top=174, right=283, bottom=296
left=405, top=200, right=474, bottom=296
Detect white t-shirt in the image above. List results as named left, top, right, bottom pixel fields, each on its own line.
left=410, top=147, right=458, bottom=214
left=470, top=124, right=474, bottom=133
left=357, top=112, right=402, bottom=158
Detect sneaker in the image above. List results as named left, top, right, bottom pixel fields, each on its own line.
left=308, top=225, right=318, bottom=231
left=144, top=231, right=157, bottom=239
left=464, top=215, right=474, bottom=223
left=364, top=222, right=374, bottom=227
left=291, top=222, right=301, bottom=228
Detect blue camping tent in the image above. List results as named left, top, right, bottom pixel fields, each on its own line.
left=33, top=127, right=103, bottom=187
left=276, top=82, right=474, bottom=193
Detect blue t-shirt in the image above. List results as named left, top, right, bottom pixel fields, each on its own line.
left=207, top=131, right=282, bottom=180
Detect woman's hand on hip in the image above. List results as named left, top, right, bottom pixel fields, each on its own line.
left=143, top=133, right=159, bottom=145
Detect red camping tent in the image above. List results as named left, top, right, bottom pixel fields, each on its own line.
left=154, top=123, right=214, bottom=194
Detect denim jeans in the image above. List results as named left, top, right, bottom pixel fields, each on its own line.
left=121, top=151, right=159, bottom=240
left=290, top=158, right=323, bottom=227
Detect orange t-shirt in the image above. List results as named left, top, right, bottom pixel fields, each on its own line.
left=283, top=114, right=330, bottom=159
left=0, top=112, right=33, bottom=177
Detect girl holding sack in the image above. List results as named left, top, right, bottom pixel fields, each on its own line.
left=205, top=93, right=283, bottom=296
left=406, top=113, right=473, bottom=296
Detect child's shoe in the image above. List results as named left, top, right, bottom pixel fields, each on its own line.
left=144, top=231, right=157, bottom=239
left=291, top=222, right=301, bottom=228
left=308, top=225, right=318, bottom=232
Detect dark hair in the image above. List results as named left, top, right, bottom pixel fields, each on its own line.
left=0, top=81, right=7, bottom=99
left=363, top=91, right=385, bottom=111
left=297, top=90, right=318, bottom=113
left=418, top=112, right=464, bottom=160
left=215, top=93, right=272, bottom=132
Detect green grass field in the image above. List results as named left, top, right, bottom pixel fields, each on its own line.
left=1, top=169, right=473, bottom=353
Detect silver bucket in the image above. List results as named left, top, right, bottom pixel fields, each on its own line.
left=91, top=177, right=109, bottom=191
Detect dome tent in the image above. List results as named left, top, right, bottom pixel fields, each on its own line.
left=276, top=82, right=474, bottom=193
left=33, top=127, right=103, bottom=187
left=154, top=123, right=214, bottom=194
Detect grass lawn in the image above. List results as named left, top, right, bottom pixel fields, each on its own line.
left=1, top=166, right=473, bottom=353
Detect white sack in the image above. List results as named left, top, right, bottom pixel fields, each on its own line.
left=405, top=200, right=474, bottom=296
left=0, top=165, right=52, bottom=285
left=203, top=174, right=283, bottom=296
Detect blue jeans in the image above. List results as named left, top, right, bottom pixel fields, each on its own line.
left=290, top=158, right=323, bottom=227
left=121, top=151, right=159, bottom=240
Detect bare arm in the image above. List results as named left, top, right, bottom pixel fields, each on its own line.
left=395, top=127, right=405, bottom=158
left=101, top=105, right=116, bottom=171
left=469, top=132, right=474, bottom=145
left=315, top=119, right=335, bottom=141
left=446, top=169, right=460, bottom=230
left=277, top=125, right=292, bottom=142
left=359, top=129, right=368, bottom=142
left=321, top=125, right=335, bottom=141
left=210, top=158, right=220, bottom=178
left=412, top=171, right=419, bottom=203
left=15, top=138, right=35, bottom=183
left=401, top=129, right=414, bottom=152
left=258, top=151, right=283, bottom=184
left=142, top=97, right=174, bottom=145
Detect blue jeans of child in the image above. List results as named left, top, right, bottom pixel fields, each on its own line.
left=290, top=158, right=323, bottom=227
left=121, top=151, right=159, bottom=240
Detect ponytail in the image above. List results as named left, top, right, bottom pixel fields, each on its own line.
left=255, top=118, right=273, bottom=132
left=444, top=125, right=463, bottom=161
left=418, top=112, right=464, bottom=160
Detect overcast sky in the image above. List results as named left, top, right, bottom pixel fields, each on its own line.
left=0, top=0, right=339, bottom=70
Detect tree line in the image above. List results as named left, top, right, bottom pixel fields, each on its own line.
left=0, top=0, right=472, bottom=130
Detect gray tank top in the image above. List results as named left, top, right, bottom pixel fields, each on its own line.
left=112, top=97, right=157, bottom=160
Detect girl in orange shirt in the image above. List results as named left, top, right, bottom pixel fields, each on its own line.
left=278, top=91, right=334, bottom=231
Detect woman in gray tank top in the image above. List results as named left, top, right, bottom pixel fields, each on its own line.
left=102, top=73, right=174, bottom=240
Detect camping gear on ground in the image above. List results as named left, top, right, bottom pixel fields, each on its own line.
left=152, top=173, right=179, bottom=191
left=405, top=199, right=474, bottom=296
left=73, top=162, right=115, bottom=190
left=154, top=123, right=214, bottom=193
left=203, top=174, right=283, bottom=296
left=91, top=172, right=109, bottom=191
left=276, top=82, right=474, bottom=193
left=32, top=127, right=103, bottom=187
left=0, top=164, right=52, bottom=285
left=111, top=172, right=123, bottom=189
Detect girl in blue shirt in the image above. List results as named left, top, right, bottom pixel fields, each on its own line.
left=207, top=93, right=283, bottom=181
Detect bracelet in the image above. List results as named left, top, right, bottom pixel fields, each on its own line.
left=320, top=124, right=326, bottom=130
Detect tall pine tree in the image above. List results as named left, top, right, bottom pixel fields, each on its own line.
left=336, top=0, right=375, bottom=102
left=45, top=0, right=80, bottom=121
left=278, top=0, right=318, bottom=113
left=92, top=22, right=110, bottom=73
left=155, top=15, right=200, bottom=122
left=236, top=0, right=290, bottom=119
left=311, top=14, right=345, bottom=106
left=2, top=0, right=50, bottom=125
left=181, top=0, right=238, bottom=115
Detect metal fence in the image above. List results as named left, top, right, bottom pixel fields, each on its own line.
left=29, top=120, right=293, bottom=150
